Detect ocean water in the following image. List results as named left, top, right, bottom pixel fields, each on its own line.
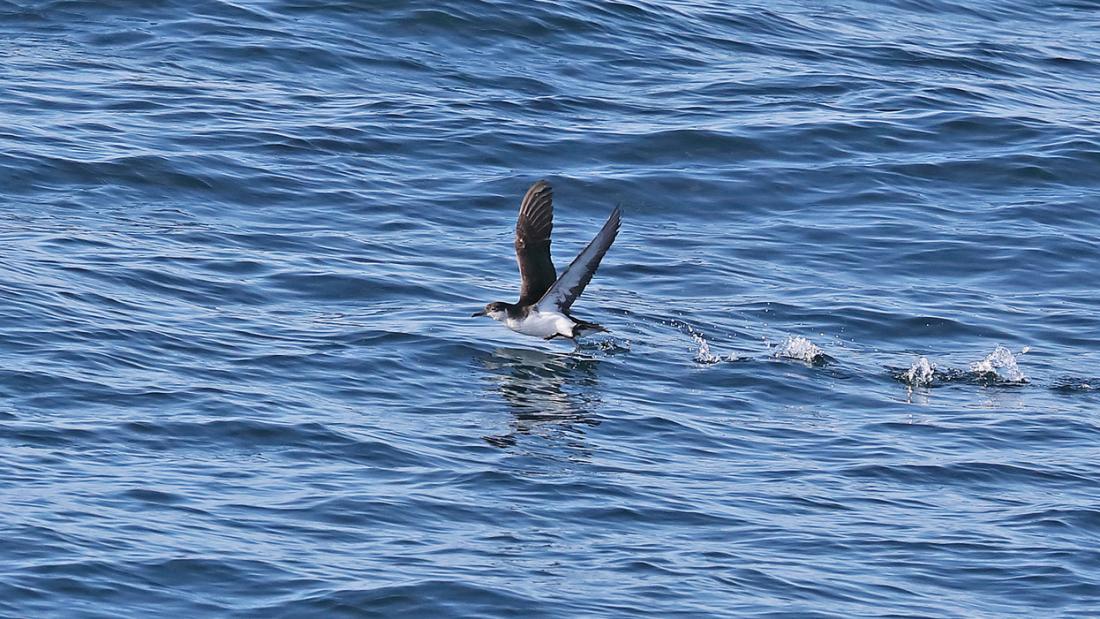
left=2, top=0, right=1099, bottom=616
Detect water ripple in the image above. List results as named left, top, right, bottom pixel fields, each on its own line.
left=3, top=0, right=1100, bottom=617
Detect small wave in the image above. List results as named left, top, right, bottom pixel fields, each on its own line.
left=772, top=335, right=828, bottom=364
left=970, top=345, right=1028, bottom=384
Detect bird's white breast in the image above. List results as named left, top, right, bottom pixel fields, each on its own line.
left=506, top=309, right=573, bottom=338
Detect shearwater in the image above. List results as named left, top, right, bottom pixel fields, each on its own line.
left=472, top=180, right=622, bottom=340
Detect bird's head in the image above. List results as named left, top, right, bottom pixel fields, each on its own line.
left=472, top=302, right=508, bottom=321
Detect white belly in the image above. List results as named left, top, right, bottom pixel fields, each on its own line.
left=506, top=309, right=574, bottom=338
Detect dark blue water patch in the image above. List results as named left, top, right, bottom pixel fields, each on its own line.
left=256, top=581, right=561, bottom=619
left=5, top=0, right=1100, bottom=617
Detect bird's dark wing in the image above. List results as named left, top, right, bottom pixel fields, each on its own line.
left=514, top=180, right=556, bottom=305
left=536, top=206, right=621, bottom=313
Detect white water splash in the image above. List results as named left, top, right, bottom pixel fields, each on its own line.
left=773, top=336, right=825, bottom=363
left=970, top=345, right=1027, bottom=383
left=692, top=331, right=720, bottom=364
left=901, top=356, right=937, bottom=387
left=690, top=330, right=738, bottom=364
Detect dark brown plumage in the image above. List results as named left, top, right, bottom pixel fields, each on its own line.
left=514, top=180, right=557, bottom=305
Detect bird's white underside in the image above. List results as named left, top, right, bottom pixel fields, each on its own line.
left=503, top=309, right=575, bottom=338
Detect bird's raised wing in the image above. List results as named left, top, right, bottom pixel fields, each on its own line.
left=536, top=206, right=621, bottom=313
left=514, top=180, right=557, bottom=305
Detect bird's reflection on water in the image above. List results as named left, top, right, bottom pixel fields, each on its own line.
left=478, top=346, right=603, bottom=448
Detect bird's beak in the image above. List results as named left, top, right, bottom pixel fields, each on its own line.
left=471, top=309, right=487, bottom=317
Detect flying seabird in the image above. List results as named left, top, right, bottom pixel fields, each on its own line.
left=472, top=180, right=622, bottom=341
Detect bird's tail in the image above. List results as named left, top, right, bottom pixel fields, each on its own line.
left=573, top=320, right=608, bottom=337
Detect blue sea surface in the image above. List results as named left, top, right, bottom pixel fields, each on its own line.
left=2, top=0, right=1100, bottom=616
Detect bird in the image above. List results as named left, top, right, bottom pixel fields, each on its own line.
left=472, top=180, right=622, bottom=341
